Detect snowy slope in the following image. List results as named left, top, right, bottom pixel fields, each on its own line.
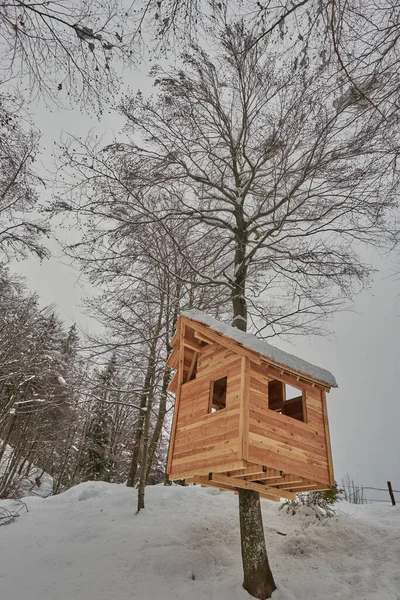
left=0, top=482, right=399, bottom=600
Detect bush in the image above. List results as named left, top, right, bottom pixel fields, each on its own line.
left=280, top=485, right=342, bottom=519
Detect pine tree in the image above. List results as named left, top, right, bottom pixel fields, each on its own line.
left=81, top=355, right=117, bottom=482
left=84, top=406, right=111, bottom=481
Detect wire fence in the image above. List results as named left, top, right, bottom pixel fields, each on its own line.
left=341, top=481, right=399, bottom=505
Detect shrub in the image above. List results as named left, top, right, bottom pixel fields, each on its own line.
left=280, top=485, right=342, bottom=519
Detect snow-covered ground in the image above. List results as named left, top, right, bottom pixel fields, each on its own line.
left=0, top=482, right=399, bottom=600
left=0, top=443, right=53, bottom=498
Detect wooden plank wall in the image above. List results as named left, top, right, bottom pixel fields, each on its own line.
left=169, top=345, right=243, bottom=478
left=247, top=362, right=332, bottom=486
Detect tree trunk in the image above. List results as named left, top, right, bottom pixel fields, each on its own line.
left=135, top=293, right=165, bottom=507
left=232, top=220, right=276, bottom=599
left=126, top=349, right=155, bottom=487
left=0, top=412, right=17, bottom=463
left=137, top=377, right=153, bottom=512
left=238, top=489, right=276, bottom=599
left=145, top=364, right=170, bottom=483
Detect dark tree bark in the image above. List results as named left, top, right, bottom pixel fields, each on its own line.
left=238, top=489, right=276, bottom=599
left=126, top=350, right=155, bottom=487
left=136, top=382, right=153, bottom=512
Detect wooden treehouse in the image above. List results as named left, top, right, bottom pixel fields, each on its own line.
left=166, top=310, right=337, bottom=502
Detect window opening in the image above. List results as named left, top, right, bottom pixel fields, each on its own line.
left=209, top=377, right=227, bottom=413
left=268, top=379, right=305, bottom=422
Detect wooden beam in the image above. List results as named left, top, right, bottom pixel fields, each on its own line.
left=191, top=476, right=280, bottom=502
left=274, top=478, right=309, bottom=489
left=226, top=465, right=265, bottom=477
left=321, top=390, right=335, bottom=487
left=238, top=357, right=250, bottom=460
left=259, top=475, right=302, bottom=486
left=285, top=485, right=329, bottom=493
left=166, top=346, right=179, bottom=369
left=302, top=389, right=308, bottom=425
left=167, top=372, right=178, bottom=394
left=186, top=352, right=198, bottom=382
left=245, top=473, right=291, bottom=484
left=226, top=466, right=283, bottom=479
left=211, top=473, right=296, bottom=501
left=169, top=459, right=247, bottom=480
left=192, top=476, right=237, bottom=493
left=247, top=475, right=284, bottom=484
left=243, top=473, right=270, bottom=481
left=193, top=331, right=215, bottom=345
left=280, top=482, right=315, bottom=490
left=258, top=493, right=280, bottom=502
left=183, top=339, right=204, bottom=353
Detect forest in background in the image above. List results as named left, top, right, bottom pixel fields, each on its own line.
left=0, top=264, right=173, bottom=498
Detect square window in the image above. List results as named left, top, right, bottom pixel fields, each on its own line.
left=267, top=379, right=305, bottom=422
left=209, top=377, right=227, bottom=412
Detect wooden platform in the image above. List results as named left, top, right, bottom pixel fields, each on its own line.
left=173, top=463, right=330, bottom=501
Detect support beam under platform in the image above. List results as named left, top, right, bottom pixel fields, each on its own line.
left=171, top=461, right=327, bottom=497
left=210, top=473, right=296, bottom=501
left=189, top=476, right=281, bottom=502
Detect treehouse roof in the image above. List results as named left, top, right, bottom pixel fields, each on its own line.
left=181, top=309, right=338, bottom=389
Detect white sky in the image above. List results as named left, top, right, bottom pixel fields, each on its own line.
left=11, top=51, right=400, bottom=503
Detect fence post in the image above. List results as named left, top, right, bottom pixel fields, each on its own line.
left=387, top=481, right=396, bottom=506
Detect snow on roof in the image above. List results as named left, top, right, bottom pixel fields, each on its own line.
left=182, top=309, right=337, bottom=388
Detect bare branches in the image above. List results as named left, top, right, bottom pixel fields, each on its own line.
left=245, top=0, right=313, bottom=52
left=59, top=21, right=400, bottom=338
left=0, top=95, right=49, bottom=262
left=0, top=0, right=132, bottom=111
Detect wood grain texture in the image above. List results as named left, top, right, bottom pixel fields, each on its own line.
left=168, top=316, right=335, bottom=492
left=238, top=356, right=250, bottom=460
left=321, top=389, right=335, bottom=486
left=247, top=443, right=330, bottom=485
left=211, top=473, right=296, bottom=501
left=169, top=459, right=246, bottom=480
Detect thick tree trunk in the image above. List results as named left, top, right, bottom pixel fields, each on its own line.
left=238, top=490, right=276, bottom=599
left=232, top=220, right=276, bottom=599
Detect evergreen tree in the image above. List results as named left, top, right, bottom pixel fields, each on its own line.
left=81, top=355, right=117, bottom=482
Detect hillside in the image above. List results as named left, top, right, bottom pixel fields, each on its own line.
left=0, top=482, right=399, bottom=600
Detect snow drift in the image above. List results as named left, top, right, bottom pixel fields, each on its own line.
left=0, top=482, right=399, bottom=599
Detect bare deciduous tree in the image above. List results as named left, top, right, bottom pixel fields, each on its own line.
left=112, top=23, right=398, bottom=336
left=56, top=21, right=400, bottom=598
left=52, top=177, right=227, bottom=504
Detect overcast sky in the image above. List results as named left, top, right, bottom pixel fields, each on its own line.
left=11, top=51, right=400, bottom=503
